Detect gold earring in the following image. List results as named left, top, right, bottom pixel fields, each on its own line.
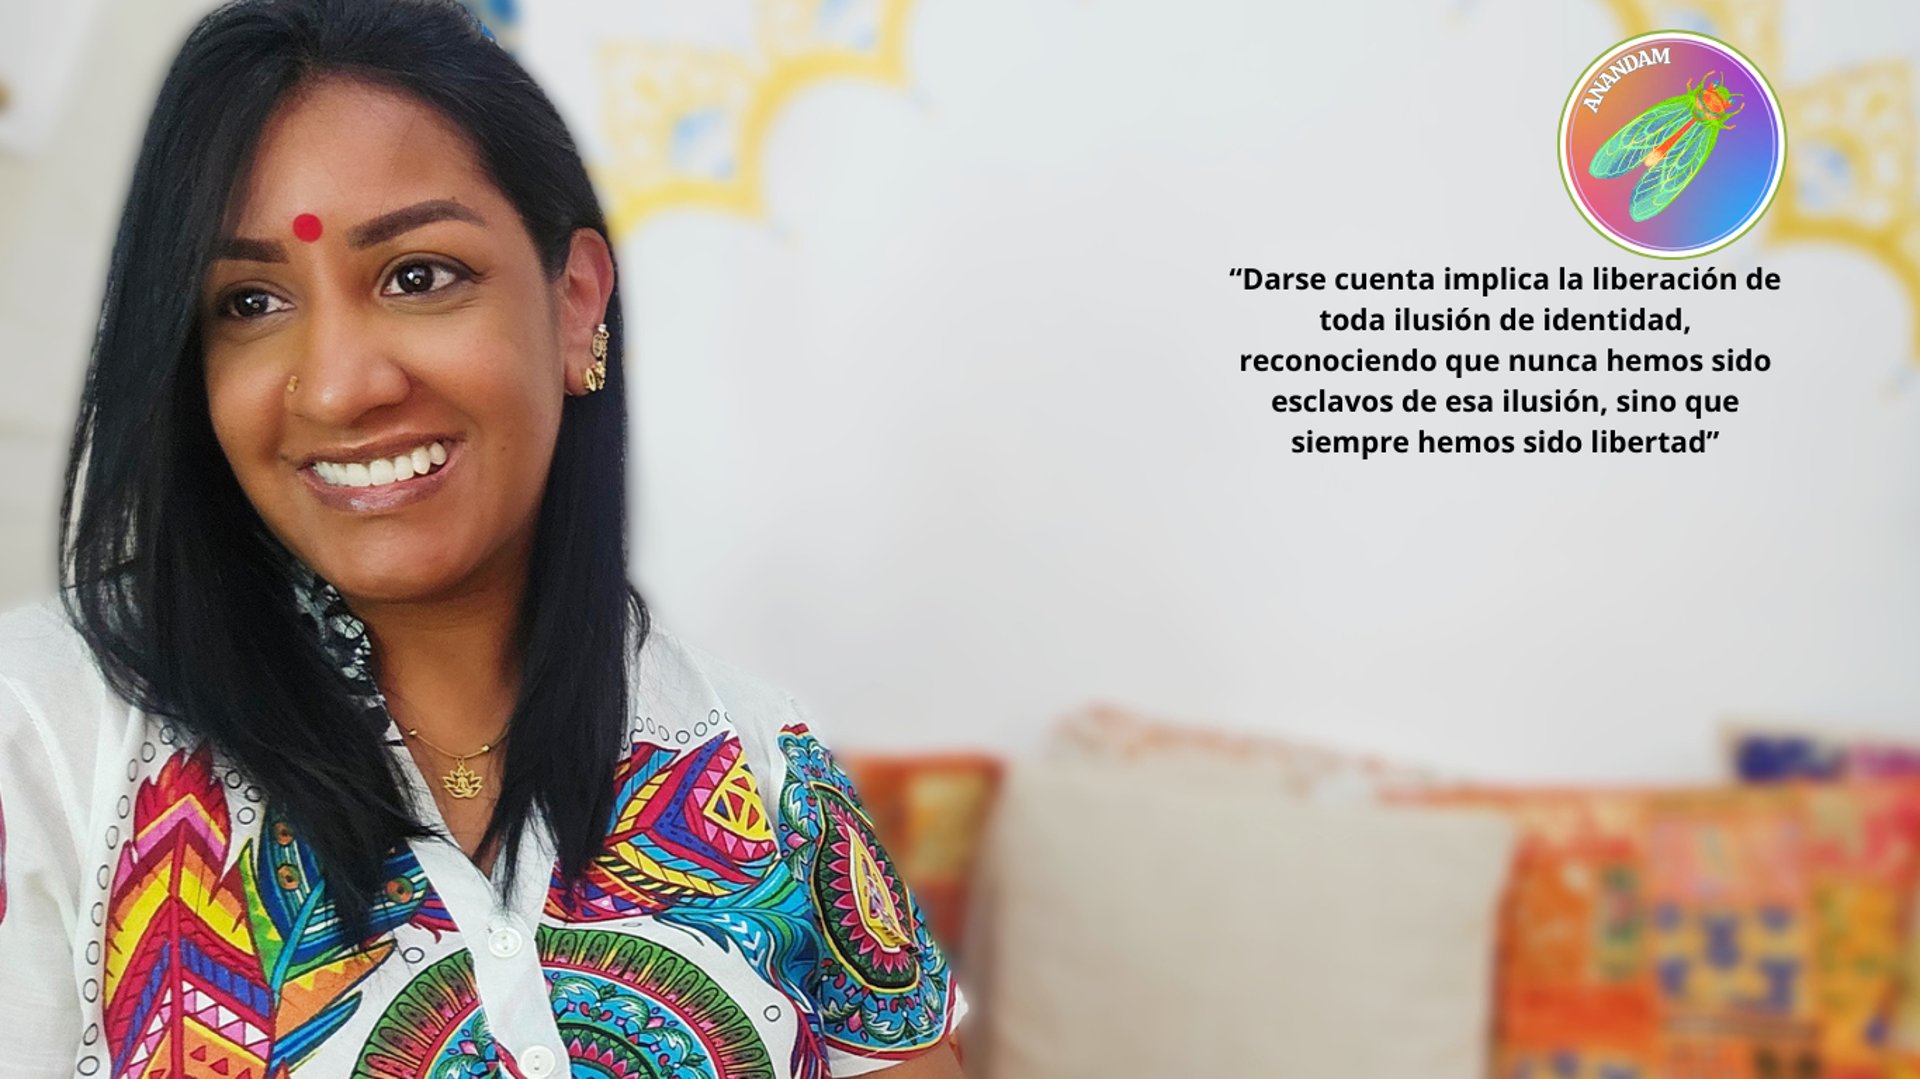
left=583, top=322, right=609, bottom=393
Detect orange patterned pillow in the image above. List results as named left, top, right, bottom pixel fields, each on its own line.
left=1724, top=724, right=1920, bottom=1068
left=1799, top=782, right=1920, bottom=1077
left=1416, top=788, right=1659, bottom=1076
left=1416, top=782, right=1920, bottom=1079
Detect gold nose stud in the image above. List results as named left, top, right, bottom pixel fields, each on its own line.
left=286, top=375, right=299, bottom=394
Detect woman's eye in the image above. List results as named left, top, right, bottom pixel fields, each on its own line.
left=222, top=289, right=290, bottom=320
left=384, top=260, right=464, bottom=297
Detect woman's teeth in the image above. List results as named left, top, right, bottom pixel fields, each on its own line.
left=312, top=441, right=450, bottom=488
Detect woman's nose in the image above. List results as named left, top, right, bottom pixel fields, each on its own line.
left=284, top=302, right=411, bottom=426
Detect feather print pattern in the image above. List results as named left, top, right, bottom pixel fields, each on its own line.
left=103, top=744, right=273, bottom=1079
left=101, top=743, right=458, bottom=1078
left=238, top=803, right=454, bottom=1075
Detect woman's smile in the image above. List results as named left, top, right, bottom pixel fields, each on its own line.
left=298, top=436, right=463, bottom=513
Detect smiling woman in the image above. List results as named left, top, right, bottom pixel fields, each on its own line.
left=0, top=1, right=967, bottom=1076
left=200, top=81, right=592, bottom=625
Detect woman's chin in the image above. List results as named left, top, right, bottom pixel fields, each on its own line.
left=309, top=551, right=472, bottom=607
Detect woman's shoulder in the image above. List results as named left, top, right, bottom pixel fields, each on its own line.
left=635, top=621, right=804, bottom=730
left=0, top=595, right=138, bottom=860
left=632, top=622, right=826, bottom=796
left=0, top=594, right=149, bottom=795
left=0, top=595, right=118, bottom=727
left=0, top=593, right=90, bottom=658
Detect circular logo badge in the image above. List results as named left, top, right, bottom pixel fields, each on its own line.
left=1559, top=31, right=1785, bottom=258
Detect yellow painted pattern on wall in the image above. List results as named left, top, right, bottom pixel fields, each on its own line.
left=593, top=0, right=916, bottom=237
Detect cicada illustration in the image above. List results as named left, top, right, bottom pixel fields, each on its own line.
left=1588, top=72, right=1744, bottom=222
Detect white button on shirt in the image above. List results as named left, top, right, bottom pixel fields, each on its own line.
left=488, top=918, right=527, bottom=959
left=0, top=589, right=968, bottom=1078
left=519, top=1044, right=559, bottom=1078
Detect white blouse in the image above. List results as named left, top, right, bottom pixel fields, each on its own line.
left=0, top=576, right=966, bottom=1078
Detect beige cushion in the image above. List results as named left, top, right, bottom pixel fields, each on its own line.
left=965, top=759, right=1514, bottom=1079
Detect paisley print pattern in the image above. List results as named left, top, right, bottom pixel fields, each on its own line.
left=776, top=725, right=961, bottom=1061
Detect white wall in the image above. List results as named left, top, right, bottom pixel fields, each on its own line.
left=0, top=0, right=216, bottom=608
left=3, top=0, right=1916, bottom=782
left=564, top=0, right=1920, bottom=780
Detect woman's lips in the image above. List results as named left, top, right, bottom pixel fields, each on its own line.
left=300, top=440, right=460, bottom=513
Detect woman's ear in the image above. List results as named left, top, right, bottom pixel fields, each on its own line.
left=557, top=227, right=617, bottom=395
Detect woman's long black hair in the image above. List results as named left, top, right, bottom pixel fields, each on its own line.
left=58, top=0, right=643, bottom=936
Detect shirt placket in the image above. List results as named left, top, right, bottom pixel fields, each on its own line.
left=297, top=567, right=569, bottom=1078
left=395, top=747, right=567, bottom=1078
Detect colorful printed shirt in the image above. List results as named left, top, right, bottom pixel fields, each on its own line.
left=0, top=575, right=966, bottom=1078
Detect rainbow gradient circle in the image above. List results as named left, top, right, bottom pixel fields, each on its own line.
left=1558, top=31, right=1785, bottom=259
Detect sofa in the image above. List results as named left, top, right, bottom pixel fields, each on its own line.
left=842, top=708, right=1920, bottom=1079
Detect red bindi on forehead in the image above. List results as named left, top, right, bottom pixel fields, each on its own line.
left=292, top=213, right=323, bottom=242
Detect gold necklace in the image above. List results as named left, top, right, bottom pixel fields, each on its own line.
left=404, top=725, right=504, bottom=800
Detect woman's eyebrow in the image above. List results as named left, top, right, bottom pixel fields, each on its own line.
left=346, top=199, right=486, bottom=248
left=217, top=237, right=287, bottom=263
left=214, top=199, right=487, bottom=262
